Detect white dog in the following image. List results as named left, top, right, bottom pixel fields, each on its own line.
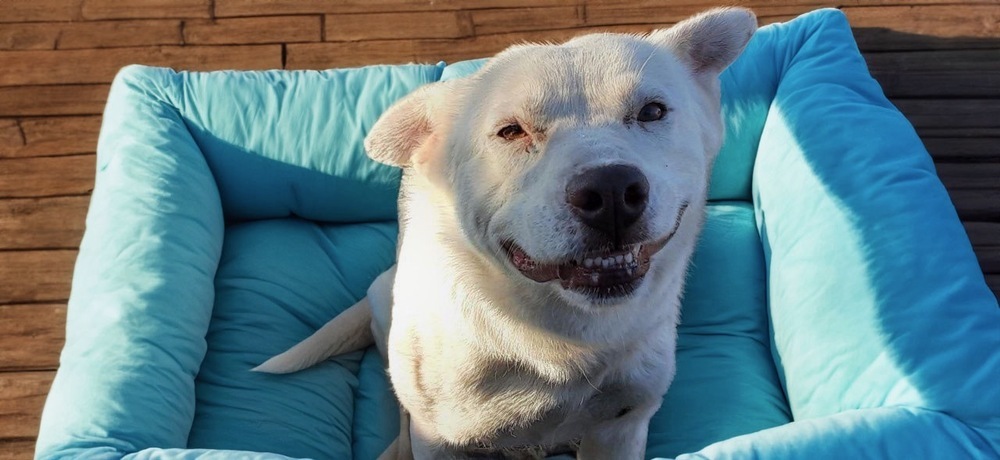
left=256, top=8, right=756, bottom=459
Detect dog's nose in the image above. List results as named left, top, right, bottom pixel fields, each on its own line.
left=566, top=164, right=649, bottom=241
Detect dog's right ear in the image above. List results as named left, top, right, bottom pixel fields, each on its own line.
left=365, top=81, right=458, bottom=168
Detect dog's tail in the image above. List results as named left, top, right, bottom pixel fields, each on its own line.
left=252, top=297, right=374, bottom=374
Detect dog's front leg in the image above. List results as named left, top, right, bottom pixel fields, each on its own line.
left=577, top=398, right=660, bottom=460
left=577, top=413, right=654, bottom=459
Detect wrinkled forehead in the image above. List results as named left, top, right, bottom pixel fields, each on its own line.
left=471, top=35, right=686, bottom=120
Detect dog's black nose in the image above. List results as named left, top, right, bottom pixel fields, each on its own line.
left=566, top=164, right=649, bottom=241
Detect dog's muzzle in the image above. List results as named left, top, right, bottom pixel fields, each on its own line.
left=500, top=204, right=686, bottom=299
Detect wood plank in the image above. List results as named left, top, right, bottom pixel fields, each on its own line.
left=82, top=0, right=211, bottom=20
left=325, top=11, right=474, bottom=42
left=951, top=189, right=1000, bottom=221
left=0, top=196, right=89, bottom=250
left=0, top=439, right=36, bottom=460
left=216, top=0, right=579, bottom=17
left=864, top=50, right=1000, bottom=72
left=852, top=0, right=1000, bottom=4
left=0, top=304, right=66, bottom=372
left=974, top=246, right=1000, bottom=274
left=894, top=99, right=1000, bottom=130
left=846, top=5, right=1000, bottom=51
left=0, top=371, right=53, bottom=439
left=0, top=250, right=76, bottom=305
left=924, top=138, right=1000, bottom=162
left=0, top=117, right=102, bottom=158
left=289, top=25, right=653, bottom=68
left=0, top=155, right=95, bottom=198
left=964, top=222, right=1000, bottom=248
left=864, top=49, right=1000, bottom=98
left=183, top=16, right=323, bottom=45
left=216, top=0, right=999, bottom=17
left=0, top=85, right=110, bottom=117
left=215, top=0, right=996, bottom=17
left=287, top=37, right=506, bottom=69
left=935, top=163, right=1000, bottom=190
left=472, top=6, right=584, bottom=35
left=0, top=20, right=182, bottom=51
left=0, top=45, right=283, bottom=87
left=916, top=128, right=1000, bottom=139
left=582, top=4, right=808, bottom=28
left=986, top=275, right=1000, bottom=299
left=0, top=0, right=82, bottom=23
left=872, top=69, right=1000, bottom=98
left=0, top=121, right=22, bottom=156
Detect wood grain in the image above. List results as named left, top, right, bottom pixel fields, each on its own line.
left=0, top=371, right=53, bottom=439
left=0, top=85, right=110, bottom=117
left=471, top=6, right=584, bottom=35
left=81, top=0, right=212, bottom=20
left=0, top=155, right=95, bottom=198
left=183, top=16, right=323, bottom=45
left=0, top=250, right=76, bottom=305
left=0, top=439, right=36, bottom=460
left=974, top=246, right=1000, bottom=274
left=0, top=197, right=89, bottom=250
left=0, top=20, right=182, bottom=51
left=964, top=222, right=1000, bottom=248
left=214, top=0, right=999, bottom=17
left=895, top=99, right=1000, bottom=130
left=924, top=138, right=1000, bottom=162
left=289, top=25, right=650, bottom=68
left=0, top=117, right=102, bottom=159
left=865, top=49, right=1000, bottom=98
left=846, top=5, right=1000, bottom=51
left=216, top=0, right=580, bottom=17
left=935, top=163, right=1000, bottom=191
left=0, top=0, right=83, bottom=23
left=951, top=189, right=1000, bottom=221
left=325, top=11, right=474, bottom=41
left=986, top=275, right=1000, bottom=298
left=0, top=45, right=283, bottom=87
left=0, top=304, right=66, bottom=372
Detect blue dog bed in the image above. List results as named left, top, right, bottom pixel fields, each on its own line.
left=37, top=9, right=999, bottom=459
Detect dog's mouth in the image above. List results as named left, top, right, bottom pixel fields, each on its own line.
left=499, top=204, right=688, bottom=300
left=502, top=238, right=669, bottom=295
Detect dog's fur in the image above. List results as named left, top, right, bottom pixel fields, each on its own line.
left=256, top=8, right=756, bottom=459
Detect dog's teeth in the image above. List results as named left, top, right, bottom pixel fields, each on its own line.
left=601, top=258, right=611, bottom=269
left=625, top=252, right=634, bottom=263
left=584, top=258, right=594, bottom=268
left=615, top=255, right=624, bottom=264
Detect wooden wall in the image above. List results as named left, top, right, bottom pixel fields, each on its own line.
left=1, top=1, right=998, bottom=458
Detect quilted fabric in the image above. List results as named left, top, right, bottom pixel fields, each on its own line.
left=37, top=8, right=999, bottom=460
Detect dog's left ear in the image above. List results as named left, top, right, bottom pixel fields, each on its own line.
left=365, top=80, right=461, bottom=168
left=649, top=7, right=757, bottom=77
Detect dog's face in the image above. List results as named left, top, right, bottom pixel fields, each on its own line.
left=367, top=8, right=755, bottom=310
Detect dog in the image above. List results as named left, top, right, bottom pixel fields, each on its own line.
left=255, top=7, right=756, bottom=459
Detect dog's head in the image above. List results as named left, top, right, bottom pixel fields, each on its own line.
left=366, top=8, right=756, bottom=309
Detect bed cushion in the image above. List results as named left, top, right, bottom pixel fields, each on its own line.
left=36, top=64, right=442, bottom=460
left=673, top=8, right=1000, bottom=459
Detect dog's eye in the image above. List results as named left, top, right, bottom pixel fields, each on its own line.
left=637, top=102, right=667, bottom=122
left=497, top=123, right=527, bottom=141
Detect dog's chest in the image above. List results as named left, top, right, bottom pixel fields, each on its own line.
left=447, top=349, right=654, bottom=449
